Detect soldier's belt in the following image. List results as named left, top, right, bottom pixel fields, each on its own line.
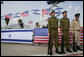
left=75, top=30, right=81, bottom=31
left=50, top=28, right=57, bottom=30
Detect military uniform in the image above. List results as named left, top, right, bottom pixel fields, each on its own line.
left=48, top=11, right=61, bottom=55
left=71, top=19, right=81, bottom=45
left=71, top=13, right=83, bottom=51
left=48, top=17, right=58, bottom=49
left=60, top=18, right=70, bottom=47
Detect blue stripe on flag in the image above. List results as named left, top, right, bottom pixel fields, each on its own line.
left=1, top=39, right=33, bottom=42
left=1, top=30, right=33, bottom=32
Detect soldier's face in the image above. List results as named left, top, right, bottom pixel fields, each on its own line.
left=51, top=12, right=55, bottom=17
left=75, top=16, right=79, bottom=20
left=63, top=12, right=67, bottom=17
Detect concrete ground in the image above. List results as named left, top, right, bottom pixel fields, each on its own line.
left=1, top=43, right=83, bottom=56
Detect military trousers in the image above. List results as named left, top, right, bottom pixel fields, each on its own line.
left=49, top=30, right=59, bottom=49
left=62, top=31, right=70, bottom=47
left=74, top=31, right=81, bottom=45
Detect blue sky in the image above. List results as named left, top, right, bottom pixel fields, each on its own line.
left=1, top=1, right=83, bottom=27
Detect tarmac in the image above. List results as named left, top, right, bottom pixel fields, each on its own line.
left=1, top=43, right=83, bottom=56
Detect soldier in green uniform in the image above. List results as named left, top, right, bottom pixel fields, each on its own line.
left=60, top=11, right=72, bottom=54
left=48, top=11, right=61, bottom=55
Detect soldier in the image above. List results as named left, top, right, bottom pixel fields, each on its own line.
left=71, top=13, right=83, bottom=52
left=60, top=11, right=72, bottom=54
left=48, top=10, right=61, bottom=55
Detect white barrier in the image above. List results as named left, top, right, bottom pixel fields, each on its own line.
left=1, top=29, right=33, bottom=44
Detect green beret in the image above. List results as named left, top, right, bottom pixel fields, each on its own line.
left=62, top=11, right=67, bottom=14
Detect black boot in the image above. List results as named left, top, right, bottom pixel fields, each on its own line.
left=73, top=43, right=77, bottom=52
left=60, top=35, right=65, bottom=54
left=48, top=48, right=53, bottom=55
left=66, top=47, right=72, bottom=53
left=61, top=48, right=65, bottom=54
left=55, top=48, right=61, bottom=54
left=77, top=45, right=83, bottom=51
left=60, top=46, right=65, bottom=54
left=48, top=47, right=50, bottom=54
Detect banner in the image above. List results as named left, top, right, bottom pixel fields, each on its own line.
left=13, top=12, right=20, bottom=18
left=5, top=13, right=12, bottom=19
left=21, top=11, right=29, bottom=17
left=34, top=27, right=83, bottom=44
left=1, top=29, right=33, bottom=44
left=32, top=9, right=40, bottom=15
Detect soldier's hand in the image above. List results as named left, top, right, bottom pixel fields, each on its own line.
left=72, top=32, right=75, bottom=37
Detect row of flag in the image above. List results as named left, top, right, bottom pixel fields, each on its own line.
left=4, top=11, right=29, bottom=19
left=1, top=11, right=29, bottom=19
left=1, top=8, right=63, bottom=19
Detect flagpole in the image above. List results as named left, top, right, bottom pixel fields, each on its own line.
left=29, top=10, right=31, bottom=28
left=41, top=1, right=44, bottom=27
